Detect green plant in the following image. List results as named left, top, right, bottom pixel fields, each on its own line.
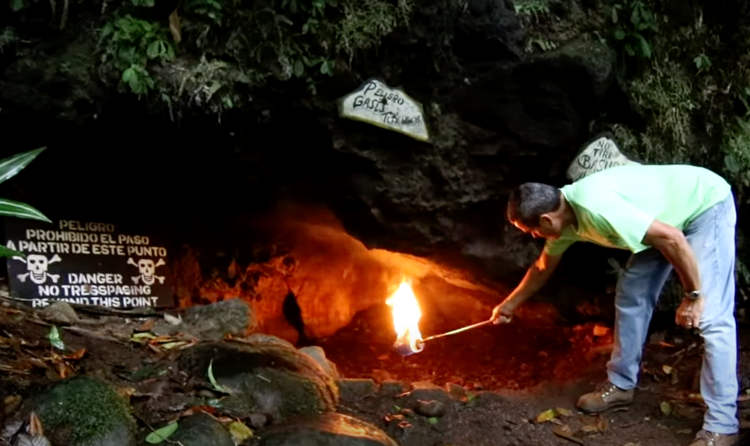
left=693, top=53, right=711, bottom=73
left=611, top=0, right=657, bottom=59
left=525, top=37, right=557, bottom=53
left=0, top=28, right=17, bottom=53
left=185, top=0, right=223, bottom=25
left=513, top=0, right=550, bottom=23
left=721, top=116, right=750, bottom=190
left=99, top=15, right=175, bottom=95
left=0, top=148, right=50, bottom=257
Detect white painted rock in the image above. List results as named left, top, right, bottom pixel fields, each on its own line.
left=566, top=134, right=637, bottom=181
left=339, top=78, right=429, bottom=141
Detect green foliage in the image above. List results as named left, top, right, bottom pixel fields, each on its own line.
left=185, top=0, right=223, bottom=25
left=628, top=58, right=696, bottom=157
left=513, top=0, right=550, bottom=23
left=338, top=1, right=403, bottom=59
left=171, top=0, right=412, bottom=101
left=145, top=422, right=178, bottom=444
left=693, top=53, right=711, bottom=73
left=721, top=115, right=750, bottom=191
left=0, top=28, right=16, bottom=53
left=611, top=0, right=657, bottom=59
left=525, top=37, right=557, bottom=53
left=99, top=15, right=175, bottom=95
left=130, top=0, right=155, bottom=7
left=9, top=0, right=24, bottom=12
left=0, top=148, right=49, bottom=257
left=48, top=325, right=65, bottom=350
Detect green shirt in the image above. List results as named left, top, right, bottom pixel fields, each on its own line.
left=544, top=164, right=731, bottom=256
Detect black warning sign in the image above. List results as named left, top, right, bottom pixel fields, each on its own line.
left=4, top=219, right=174, bottom=309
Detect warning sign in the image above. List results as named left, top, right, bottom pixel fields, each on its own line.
left=4, top=219, right=173, bottom=309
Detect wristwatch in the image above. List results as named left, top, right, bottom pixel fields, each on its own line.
left=684, top=290, right=701, bottom=300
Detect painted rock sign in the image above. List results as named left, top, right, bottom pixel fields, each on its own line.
left=339, top=78, right=430, bottom=142
left=4, top=219, right=173, bottom=309
left=566, top=134, right=637, bottom=181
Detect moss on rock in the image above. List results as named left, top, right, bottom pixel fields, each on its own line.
left=34, top=376, right=136, bottom=446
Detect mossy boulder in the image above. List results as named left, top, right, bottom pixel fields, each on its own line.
left=169, top=413, right=234, bottom=446
left=179, top=335, right=338, bottom=423
left=33, top=376, right=136, bottom=446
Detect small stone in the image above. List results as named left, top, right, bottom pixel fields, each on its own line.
left=337, top=378, right=377, bottom=401
left=380, top=380, right=405, bottom=396
left=415, top=400, right=446, bottom=417
left=39, top=302, right=79, bottom=324
left=445, top=383, right=466, bottom=399
left=248, top=413, right=268, bottom=428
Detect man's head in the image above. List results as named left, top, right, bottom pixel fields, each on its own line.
left=506, top=182, right=566, bottom=239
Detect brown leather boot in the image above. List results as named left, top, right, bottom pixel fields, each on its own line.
left=576, top=381, right=634, bottom=413
left=688, top=430, right=739, bottom=446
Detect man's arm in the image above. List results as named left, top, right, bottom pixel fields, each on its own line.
left=642, top=219, right=702, bottom=328
left=491, top=250, right=563, bottom=324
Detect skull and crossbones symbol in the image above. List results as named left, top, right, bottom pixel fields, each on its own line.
left=13, top=254, right=62, bottom=284
left=127, top=257, right=166, bottom=285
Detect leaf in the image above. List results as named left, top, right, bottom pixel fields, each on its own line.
left=634, top=33, right=651, bottom=58
left=535, top=408, right=558, bottom=423
left=146, top=41, right=161, bottom=59
left=0, top=147, right=45, bottom=185
left=0, top=199, right=51, bottom=222
left=228, top=421, right=253, bottom=442
left=662, top=364, right=673, bottom=375
left=145, top=422, right=178, bottom=443
left=293, top=60, right=304, bottom=77
left=319, top=60, right=331, bottom=75
left=207, top=359, right=227, bottom=392
left=10, top=0, right=24, bottom=11
left=48, top=326, right=65, bottom=351
left=427, top=417, right=438, bottom=425
left=0, top=244, right=24, bottom=258
left=659, top=401, right=672, bottom=416
left=614, top=29, right=626, bottom=40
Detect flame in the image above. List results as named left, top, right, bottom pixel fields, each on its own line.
left=386, top=280, right=424, bottom=353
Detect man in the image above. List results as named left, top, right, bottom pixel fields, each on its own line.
left=491, top=163, right=738, bottom=446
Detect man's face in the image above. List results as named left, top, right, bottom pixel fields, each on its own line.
left=511, top=214, right=563, bottom=240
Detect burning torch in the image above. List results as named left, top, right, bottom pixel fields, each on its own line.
left=386, top=280, right=497, bottom=356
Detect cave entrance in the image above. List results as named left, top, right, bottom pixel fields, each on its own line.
left=187, top=205, right=614, bottom=391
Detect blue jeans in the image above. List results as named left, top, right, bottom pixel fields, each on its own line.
left=606, top=194, right=738, bottom=434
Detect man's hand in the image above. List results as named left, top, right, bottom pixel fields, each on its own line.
left=491, top=300, right=515, bottom=325
left=675, top=296, right=704, bottom=329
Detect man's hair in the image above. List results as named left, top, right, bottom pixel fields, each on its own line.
left=506, top=182, right=560, bottom=227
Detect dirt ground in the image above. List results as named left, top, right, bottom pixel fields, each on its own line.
left=318, top=303, right=750, bottom=446
left=0, top=298, right=748, bottom=446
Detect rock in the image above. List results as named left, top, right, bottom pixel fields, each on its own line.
left=178, top=335, right=338, bottom=422
left=415, top=399, right=446, bottom=417
left=337, top=379, right=378, bottom=401
left=30, top=376, right=136, bottom=446
left=299, top=346, right=340, bottom=380
left=259, top=412, right=398, bottom=446
left=445, top=382, right=466, bottom=400
left=38, top=302, right=79, bottom=324
left=169, top=413, right=234, bottom=446
left=248, top=413, right=269, bottom=429
left=379, top=381, right=406, bottom=396
left=154, top=299, right=257, bottom=340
